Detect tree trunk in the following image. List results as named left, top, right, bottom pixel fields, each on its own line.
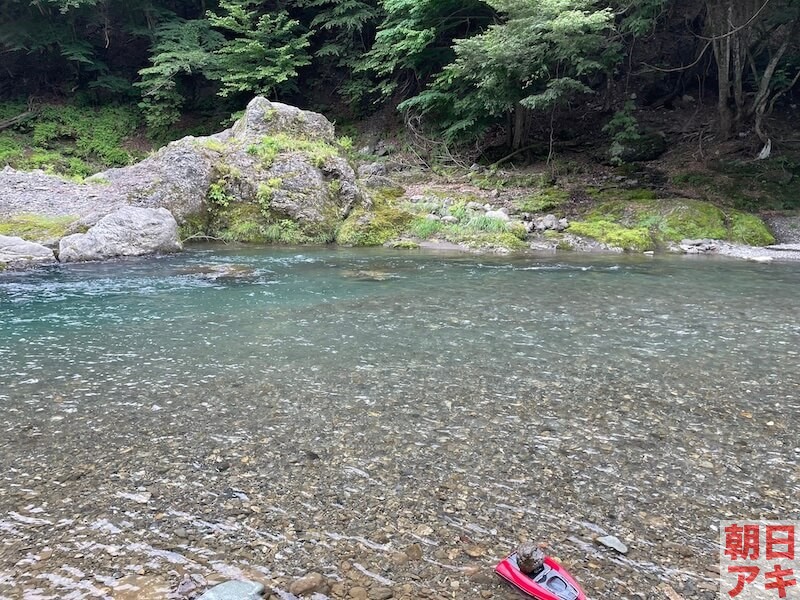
left=511, top=104, right=532, bottom=151
left=713, top=33, right=733, bottom=138
left=706, top=0, right=761, bottom=138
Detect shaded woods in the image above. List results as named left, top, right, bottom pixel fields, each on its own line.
left=0, top=0, right=799, bottom=159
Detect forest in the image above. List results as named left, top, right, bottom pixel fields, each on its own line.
left=1, top=0, right=799, bottom=194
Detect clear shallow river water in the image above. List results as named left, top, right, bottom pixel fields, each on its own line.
left=0, top=247, right=798, bottom=600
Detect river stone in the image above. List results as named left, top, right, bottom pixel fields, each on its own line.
left=596, top=535, right=629, bottom=554
left=288, top=572, right=327, bottom=596
left=534, top=214, right=560, bottom=231
left=0, top=235, right=56, bottom=268
left=368, top=586, right=394, bottom=600
left=766, top=243, right=800, bottom=251
left=58, top=207, right=181, bottom=263
left=197, top=580, right=265, bottom=600
left=485, top=209, right=510, bottom=221
left=349, top=586, right=368, bottom=600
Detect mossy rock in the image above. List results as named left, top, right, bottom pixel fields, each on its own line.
left=567, top=220, right=653, bottom=251
left=336, top=203, right=414, bottom=247
left=658, top=201, right=728, bottom=241
left=178, top=213, right=210, bottom=241
left=587, top=188, right=658, bottom=205
left=586, top=198, right=727, bottom=242
left=516, top=187, right=569, bottom=213
left=445, top=230, right=528, bottom=251
left=728, top=212, right=775, bottom=246
left=577, top=196, right=775, bottom=248
left=207, top=202, right=325, bottom=245
left=0, top=213, right=78, bottom=243
left=388, top=239, right=420, bottom=249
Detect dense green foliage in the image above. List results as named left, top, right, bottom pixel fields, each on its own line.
left=400, top=0, right=617, bottom=148
left=1, top=0, right=799, bottom=170
left=0, top=103, right=141, bottom=176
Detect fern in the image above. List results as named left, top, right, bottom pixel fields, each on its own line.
left=399, top=0, right=617, bottom=146
left=207, top=2, right=311, bottom=99
left=358, top=0, right=495, bottom=99
left=292, top=0, right=381, bottom=104
left=135, top=19, right=224, bottom=132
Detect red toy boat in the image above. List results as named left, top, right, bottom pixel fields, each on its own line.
left=495, top=552, right=587, bottom=600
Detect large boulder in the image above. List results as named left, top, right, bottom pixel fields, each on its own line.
left=0, top=235, right=56, bottom=269
left=0, top=96, right=365, bottom=252
left=58, top=207, right=181, bottom=263
left=94, top=143, right=216, bottom=221
left=231, top=97, right=335, bottom=142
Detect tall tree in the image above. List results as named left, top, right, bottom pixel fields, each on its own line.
left=705, top=0, right=800, bottom=148
left=359, top=0, right=496, bottom=99
left=400, top=0, right=618, bottom=151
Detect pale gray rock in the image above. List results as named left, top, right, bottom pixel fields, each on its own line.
left=596, top=535, right=629, bottom=554
left=231, top=97, right=334, bottom=142
left=358, top=162, right=388, bottom=178
left=485, top=209, right=510, bottom=221
left=197, top=580, right=265, bottom=600
left=96, top=141, right=216, bottom=221
left=534, top=214, right=560, bottom=231
left=441, top=215, right=459, bottom=224
left=58, top=207, right=181, bottom=263
left=0, top=235, right=56, bottom=268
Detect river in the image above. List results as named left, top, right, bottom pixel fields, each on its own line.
left=1, top=247, right=798, bottom=599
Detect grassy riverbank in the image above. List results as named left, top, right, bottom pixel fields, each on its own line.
left=1, top=100, right=797, bottom=254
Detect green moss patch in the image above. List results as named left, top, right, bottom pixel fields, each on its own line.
left=0, top=214, right=78, bottom=241
left=445, top=230, right=528, bottom=250
left=568, top=220, right=653, bottom=251
left=570, top=195, right=775, bottom=249
left=336, top=202, right=414, bottom=247
left=408, top=217, right=444, bottom=239
left=588, top=187, right=658, bottom=204
left=206, top=200, right=329, bottom=245
left=247, top=133, right=340, bottom=168
left=728, top=212, right=775, bottom=246
left=404, top=212, right=528, bottom=251
left=0, top=101, right=142, bottom=177
left=388, top=239, right=420, bottom=249
left=516, top=187, right=569, bottom=213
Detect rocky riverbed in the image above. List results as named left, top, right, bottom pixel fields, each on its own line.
left=1, top=249, right=798, bottom=599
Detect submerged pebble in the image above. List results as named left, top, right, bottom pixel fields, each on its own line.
left=0, top=248, right=798, bottom=599
left=197, top=580, right=265, bottom=600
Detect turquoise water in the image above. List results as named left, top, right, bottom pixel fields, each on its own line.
left=0, top=247, right=798, bottom=599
